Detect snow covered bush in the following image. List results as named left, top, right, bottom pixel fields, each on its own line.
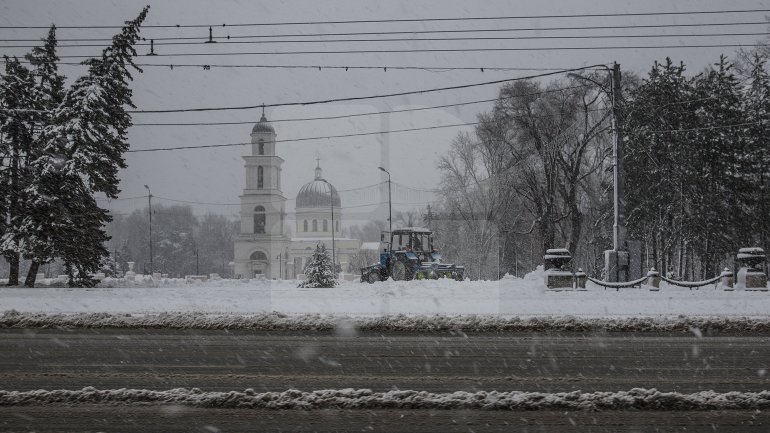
left=298, top=243, right=337, bottom=288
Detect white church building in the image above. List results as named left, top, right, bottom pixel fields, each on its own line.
left=233, top=112, right=361, bottom=279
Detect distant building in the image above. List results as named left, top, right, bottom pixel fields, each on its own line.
left=233, top=111, right=360, bottom=279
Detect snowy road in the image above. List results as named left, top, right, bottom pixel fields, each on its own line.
left=2, top=405, right=770, bottom=432
left=2, top=328, right=770, bottom=431
left=2, top=328, right=769, bottom=393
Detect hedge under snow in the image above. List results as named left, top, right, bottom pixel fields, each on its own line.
left=1, top=387, right=769, bottom=411
left=3, top=310, right=770, bottom=332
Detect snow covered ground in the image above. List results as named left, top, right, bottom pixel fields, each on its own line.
left=1, top=267, right=768, bottom=319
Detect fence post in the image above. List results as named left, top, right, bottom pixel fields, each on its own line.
left=574, top=268, right=587, bottom=290
left=720, top=268, right=734, bottom=291
left=646, top=267, right=660, bottom=291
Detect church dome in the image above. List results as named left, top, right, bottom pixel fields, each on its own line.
left=252, top=113, right=275, bottom=134
left=296, top=163, right=341, bottom=208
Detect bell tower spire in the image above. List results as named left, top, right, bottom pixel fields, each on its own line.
left=314, top=158, right=322, bottom=180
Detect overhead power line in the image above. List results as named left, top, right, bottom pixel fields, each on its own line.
left=125, top=118, right=765, bottom=154
left=14, top=44, right=758, bottom=60
left=1, top=8, right=768, bottom=29
left=2, top=31, right=767, bottom=49
left=8, top=60, right=604, bottom=72
left=128, top=66, right=605, bottom=113
left=127, top=121, right=480, bottom=152
left=131, top=84, right=595, bottom=126
left=2, top=20, right=768, bottom=43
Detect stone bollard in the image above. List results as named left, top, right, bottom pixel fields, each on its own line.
left=735, top=247, right=768, bottom=291
left=720, top=268, right=734, bottom=291
left=543, top=248, right=574, bottom=290
left=646, top=267, right=661, bottom=291
left=574, top=268, right=587, bottom=290
left=125, top=261, right=136, bottom=281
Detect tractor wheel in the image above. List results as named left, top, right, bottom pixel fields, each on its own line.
left=366, top=270, right=380, bottom=284
left=392, top=261, right=407, bottom=281
left=392, top=259, right=415, bottom=281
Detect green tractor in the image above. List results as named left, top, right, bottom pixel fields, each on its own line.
left=360, top=228, right=465, bottom=283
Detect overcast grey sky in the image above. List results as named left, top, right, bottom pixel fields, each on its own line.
left=1, top=0, right=767, bottom=225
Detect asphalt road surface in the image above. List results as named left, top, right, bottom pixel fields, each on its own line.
left=1, top=328, right=769, bottom=432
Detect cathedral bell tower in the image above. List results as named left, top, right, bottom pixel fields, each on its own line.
left=233, top=108, right=289, bottom=278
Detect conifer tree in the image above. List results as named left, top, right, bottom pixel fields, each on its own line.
left=299, top=243, right=337, bottom=288
left=744, top=52, right=770, bottom=254
left=20, top=26, right=67, bottom=286
left=21, top=7, right=149, bottom=287
left=689, top=56, right=748, bottom=274
left=0, top=56, right=40, bottom=286
left=624, top=58, right=695, bottom=275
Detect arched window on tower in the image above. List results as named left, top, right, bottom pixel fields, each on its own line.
left=253, top=206, right=266, bottom=234
left=250, top=250, right=267, bottom=261
left=323, top=220, right=328, bottom=232
left=258, top=139, right=265, bottom=155
left=312, top=219, right=318, bottom=232
left=303, top=220, right=308, bottom=232
left=257, top=166, right=264, bottom=189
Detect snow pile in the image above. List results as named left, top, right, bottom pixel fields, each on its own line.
left=3, top=310, right=770, bottom=332
left=1, top=387, right=769, bottom=411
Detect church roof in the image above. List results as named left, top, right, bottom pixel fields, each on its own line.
left=296, top=162, right=341, bottom=208
left=251, top=112, right=275, bottom=134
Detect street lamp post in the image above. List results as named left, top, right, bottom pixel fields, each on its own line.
left=144, top=185, right=153, bottom=275
left=568, top=63, right=626, bottom=281
left=378, top=167, right=392, bottom=236
left=194, top=248, right=199, bottom=275
left=319, top=178, right=336, bottom=272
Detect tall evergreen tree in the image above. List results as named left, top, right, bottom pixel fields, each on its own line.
left=744, top=52, right=770, bottom=259
left=625, top=56, right=766, bottom=278
left=689, top=56, right=748, bottom=275
left=624, top=58, right=697, bottom=276
left=21, top=6, right=149, bottom=287
left=0, top=56, right=40, bottom=286
left=19, top=26, right=67, bottom=286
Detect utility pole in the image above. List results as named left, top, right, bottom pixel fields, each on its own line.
left=319, top=178, right=336, bottom=273
left=144, top=185, right=153, bottom=274
left=331, top=188, right=335, bottom=273
left=612, top=62, right=626, bottom=254
left=378, top=167, right=392, bottom=236
left=570, top=63, right=627, bottom=282
left=194, top=248, right=199, bottom=275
